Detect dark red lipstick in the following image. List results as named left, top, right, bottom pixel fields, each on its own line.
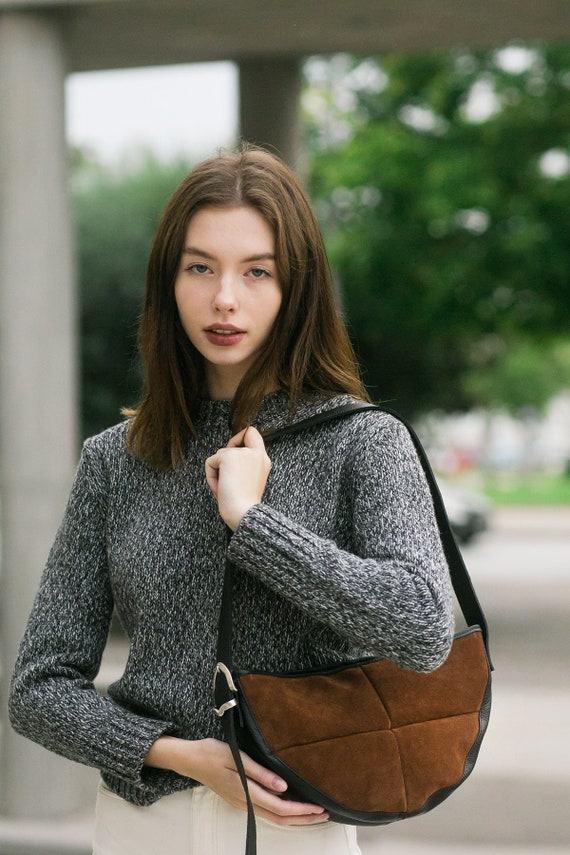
left=204, top=324, right=246, bottom=346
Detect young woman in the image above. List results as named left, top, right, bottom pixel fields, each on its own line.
left=10, top=145, right=455, bottom=855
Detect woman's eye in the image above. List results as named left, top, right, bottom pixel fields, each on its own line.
left=248, top=267, right=270, bottom=279
left=188, top=263, right=210, bottom=274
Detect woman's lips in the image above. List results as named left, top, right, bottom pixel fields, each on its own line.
left=204, top=326, right=246, bottom=346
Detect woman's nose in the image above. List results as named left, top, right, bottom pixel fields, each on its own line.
left=212, top=276, right=238, bottom=312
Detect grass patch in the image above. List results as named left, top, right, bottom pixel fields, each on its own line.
left=482, top=472, right=570, bottom=505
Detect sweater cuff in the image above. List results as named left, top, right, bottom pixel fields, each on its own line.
left=227, top=502, right=327, bottom=587
left=97, top=710, right=176, bottom=784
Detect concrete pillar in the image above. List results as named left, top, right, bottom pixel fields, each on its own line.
left=0, top=11, right=87, bottom=819
left=238, top=58, right=302, bottom=168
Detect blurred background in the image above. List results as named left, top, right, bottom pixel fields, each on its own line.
left=0, top=2, right=569, bottom=852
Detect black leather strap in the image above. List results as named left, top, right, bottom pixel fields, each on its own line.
left=213, top=401, right=493, bottom=855
left=214, top=559, right=257, bottom=854
left=263, top=401, right=491, bottom=658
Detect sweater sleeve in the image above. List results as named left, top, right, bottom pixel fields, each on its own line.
left=227, top=413, right=455, bottom=672
left=9, top=438, right=174, bottom=783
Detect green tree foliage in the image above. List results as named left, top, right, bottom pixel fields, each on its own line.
left=73, top=153, right=191, bottom=439
left=463, top=338, right=570, bottom=415
left=303, top=45, right=570, bottom=416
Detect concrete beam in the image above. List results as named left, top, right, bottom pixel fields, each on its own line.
left=54, top=1, right=570, bottom=73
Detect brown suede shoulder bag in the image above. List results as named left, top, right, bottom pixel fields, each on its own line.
left=213, top=403, right=493, bottom=855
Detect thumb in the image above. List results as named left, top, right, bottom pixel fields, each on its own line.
left=241, top=426, right=265, bottom=450
left=225, top=425, right=265, bottom=450
left=204, top=450, right=221, bottom=496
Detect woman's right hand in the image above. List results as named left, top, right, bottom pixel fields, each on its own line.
left=144, top=736, right=329, bottom=826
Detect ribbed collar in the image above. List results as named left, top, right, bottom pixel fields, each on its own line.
left=193, top=390, right=354, bottom=444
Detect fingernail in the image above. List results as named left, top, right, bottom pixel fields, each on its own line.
left=272, top=777, right=287, bottom=792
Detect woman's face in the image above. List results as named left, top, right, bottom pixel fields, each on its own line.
left=174, top=206, right=282, bottom=400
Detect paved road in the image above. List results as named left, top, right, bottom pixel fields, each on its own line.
left=1, top=507, right=569, bottom=854
left=360, top=506, right=570, bottom=855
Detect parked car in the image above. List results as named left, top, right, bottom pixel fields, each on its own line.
left=438, top=480, right=490, bottom=544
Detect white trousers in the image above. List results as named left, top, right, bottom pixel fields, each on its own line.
left=93, top=781, right=363, bottom=855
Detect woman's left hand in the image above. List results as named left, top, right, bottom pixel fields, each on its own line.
left=205, top=426, right=272, bottom=530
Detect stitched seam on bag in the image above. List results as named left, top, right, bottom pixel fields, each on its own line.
left=275, top=710, right=477, bottom=755
left=391, top=730, right=408, bottom=812
left=393, top=710, right=480, bottom=730
left=360, top=664, right=393, bottom=728
left=277, top=727, right=395, bottom=751
left=359, top=664, right=483, bottom=728
left=276, top=708, right=481, bottom=751
left=275, top=706, right=480, bottom=754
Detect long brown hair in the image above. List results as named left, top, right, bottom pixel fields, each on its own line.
left=126, top=144, right=369, bottom=469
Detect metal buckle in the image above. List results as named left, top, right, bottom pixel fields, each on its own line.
left=213, top=662, right=238, bottom=718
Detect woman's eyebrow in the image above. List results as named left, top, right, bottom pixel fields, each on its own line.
left=242, top=253, right=276, bottom=263
left=181, top=248, right=276, bottom=264
left=181, top=246, right=216, bottom=259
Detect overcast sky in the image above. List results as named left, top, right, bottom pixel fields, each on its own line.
left=66, top=62, right=238, bottom=163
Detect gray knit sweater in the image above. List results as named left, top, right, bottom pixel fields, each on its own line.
left=9, top=391, right=454, bottom=807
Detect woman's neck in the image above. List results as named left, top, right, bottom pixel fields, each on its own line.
left=204, top=365, right=280, bottom=402
left=204, top=365, right=242, bottom=401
